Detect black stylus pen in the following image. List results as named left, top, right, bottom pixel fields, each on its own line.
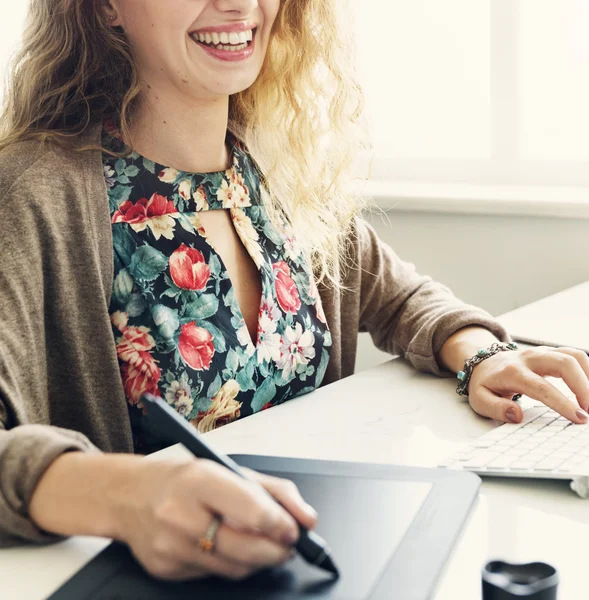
left=141, top=393, right=339, bottom=577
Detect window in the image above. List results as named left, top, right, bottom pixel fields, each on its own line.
left=3, top=3, right=588, bottom=190
left=353, top=0, right=589, bottom=187
left=0, top=6, right=27, bottom=100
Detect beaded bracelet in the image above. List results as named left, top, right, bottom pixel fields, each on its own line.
left=456, top=341, right=519, bottom=398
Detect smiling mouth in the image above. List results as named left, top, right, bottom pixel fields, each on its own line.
left=189, top=28, right=257, bottom=53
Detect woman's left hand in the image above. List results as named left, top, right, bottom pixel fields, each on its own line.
left=467, top=346, right=589, bottom=424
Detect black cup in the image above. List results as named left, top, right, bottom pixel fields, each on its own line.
left=482, top=560, right=558, bottom=599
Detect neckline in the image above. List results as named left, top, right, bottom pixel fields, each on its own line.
left=102, top=123, right=254, bottom=212
left=102, top=123, right=242, bottom=178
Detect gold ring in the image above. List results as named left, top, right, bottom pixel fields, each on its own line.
left=199, top=516, right=221, bottom=554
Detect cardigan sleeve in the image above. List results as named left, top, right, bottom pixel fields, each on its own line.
left=352, top=218, right=510, bottom=375
left=0, top=153, right=100, bottom=547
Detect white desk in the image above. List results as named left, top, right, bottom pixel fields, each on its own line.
left=3, top=288, right=589, bottom=599
left=499, top=280, right=589, bottom=352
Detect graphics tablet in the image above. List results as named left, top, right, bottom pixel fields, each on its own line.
left=49, top=456, right=480, bottom=600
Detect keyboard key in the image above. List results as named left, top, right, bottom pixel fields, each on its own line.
left=534, top=456, right=567, bottom=470
left=510, top=461, right=537, bottom=470
left=508, top=447, right=529, bottom=458
left=474, top=439, right=498, bottom=449
left=487, top=455, right=517, bottom=469
left=438, top=405, right=589, bottom=481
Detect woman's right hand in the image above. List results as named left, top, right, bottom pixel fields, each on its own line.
left=29, top=452, right=317, bottom=582
left=119, top=457, right=316, bottom=581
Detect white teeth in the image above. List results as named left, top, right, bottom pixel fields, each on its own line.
left=192, top=28, right=254, bottom=49
left=211, top=43, right=248, bottom=52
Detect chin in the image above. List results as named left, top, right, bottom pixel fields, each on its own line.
left=200, top=74, right=261, bottom=98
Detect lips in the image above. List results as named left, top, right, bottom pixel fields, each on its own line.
left=189, top=27, right=257, bottom=61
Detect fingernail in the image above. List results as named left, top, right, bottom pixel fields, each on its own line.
left=304, top=504, right=318, bottom=520
left=576, top=409, right=589, bottom=422
left=506, top=407, right=518, bottom=423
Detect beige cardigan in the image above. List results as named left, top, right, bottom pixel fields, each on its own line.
left=0, top=127, right=507, bottom=545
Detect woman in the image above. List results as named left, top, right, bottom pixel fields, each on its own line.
left=1, top=0, right=589, bottom=583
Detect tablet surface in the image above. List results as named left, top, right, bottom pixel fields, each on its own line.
left=49, top=456, right=480, bottom=600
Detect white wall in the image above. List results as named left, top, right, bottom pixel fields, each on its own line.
left=355, top=209, right=589, bottom=371
left=0, top=5, right=27, bottom=99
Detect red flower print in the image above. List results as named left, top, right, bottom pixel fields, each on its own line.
left=121, top=362, right=161, bottom=406
left=169, top=244, right=211, bottom=291
left=112, top=193, right=176, bottom=225
left=178, top=322, right=215, bottom=370
left=261, top=402, right=274, bottom=411
left=273, top=261, right=301, bottom=314
left=111, top=314, right=162, bottom=406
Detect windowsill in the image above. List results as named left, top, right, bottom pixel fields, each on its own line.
left=354, top=180, right=589, bottom=219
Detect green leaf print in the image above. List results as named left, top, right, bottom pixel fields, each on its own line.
left=125, top=291, right=146, bottom=318
left=115, top=158, right=126, bottom=175
left=235, top=346, right=250, bottom=367
left=112, top=268, right=134, bottom=305
left=161, top=288, right=181, bottom=300
left=162, top=274, right=181, bottom=296
left=230, top=313, right=243, bottom=331
left=112, top=225, right=137, bottom=266
left=199, top=320, right=227, bottom=353
left=274, top=370, right=294, bottom=388
left=195, top=395, right=213, bottom=413
left=236, top=366, right=256, bottom=392
left=209, top=254, right=222, bottom=278
left=129, top=245, right=168, bottom=282
left=292, top=386, right=315, bottom=399
left=152, top=305, right=180, bottom=339
left=143, top=158, right=156, bottom=174
left=251, top=378, right=277, bottom=412
left=263, top=220, right=286, bottom=246
left=226, top=348, right=239, bottom=373
left=293, top=271, right=314, bottom=305
left=177, top=213, right=196, bottom=234
left=201, top=172, right=223, bottom=189
left=176, top=196, right=190, bottom=212
left=185, top=295, right=219, bottom=320
left=109, top=184, right=132, bottom=208
left=117, top=175, right=130, bottom=185
left=207, top=374, right=222, bottom=399
left=223, top=288, right=236, bottom=308
left=316, top=348, right=330, bottom=387
left=124, top=165, right=140, bottom=177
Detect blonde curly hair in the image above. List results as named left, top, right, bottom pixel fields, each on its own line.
left=0, top=0, right=368, bottom=284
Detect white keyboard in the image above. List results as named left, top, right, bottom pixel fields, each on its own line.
left=440, top=404, right=589, bottom=479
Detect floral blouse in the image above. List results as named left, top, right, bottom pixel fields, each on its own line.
left=103, top=128, right=331, bottom=453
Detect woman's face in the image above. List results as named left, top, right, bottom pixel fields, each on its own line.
left=110, top=0, right=281, bottom=99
